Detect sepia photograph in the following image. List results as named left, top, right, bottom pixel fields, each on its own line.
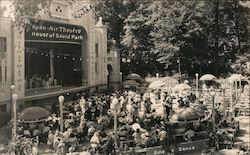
left=0, top=0, right=249, bottom=154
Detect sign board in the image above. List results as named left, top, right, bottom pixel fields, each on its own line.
left=25, top=20, right=85, bottom=44
left=145, top=146, right=173, bottom=155
left=175, top=139, right=209, bottom=154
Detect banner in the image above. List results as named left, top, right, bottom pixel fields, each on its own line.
left=25, top=20, right=86, bottom=44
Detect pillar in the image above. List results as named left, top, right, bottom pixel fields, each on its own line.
left=49, top=49, right=54, bottom=80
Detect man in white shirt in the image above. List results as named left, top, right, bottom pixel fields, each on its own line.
left=79, top=96, right=86, bottom=113
left=111, top=94, right=119, bottom=114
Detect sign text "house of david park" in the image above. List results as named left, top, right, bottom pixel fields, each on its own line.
left=25, top=20, right=85, bottom=44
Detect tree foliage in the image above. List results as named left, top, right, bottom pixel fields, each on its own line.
left=9, top=0, right=249, bottom=76
left=94, top=0, right=137, bottom=46
left=11, top=0, right=51, bottom=30
left=122, top=0, right=249, bottom=76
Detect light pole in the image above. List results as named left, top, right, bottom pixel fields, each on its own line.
left=12, top=93, right=18, bottom=139
left=120, top=72, right=123, bottom=85
left=58, top=95, right=65, bottom=132
left=195, top=73, right=199, bottom=98
left=210, top=90, right=216, bottom=126
left=10, top=85, right=15, bottom=118
left=177, top=57, right=181, bottom=76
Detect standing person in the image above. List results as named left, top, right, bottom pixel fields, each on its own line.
left=85, top=99, right=92, bottom=121
left=132, top=129, right=141, bottom=146
left=119, top=95, right=127, bottom=111
left=90, top=132, right=101, bottom=152
left=79, top=96, right=86, bottom=114
left=111, top=93, right=119, bottom=114
left=144, top=97, right=152, bottom=114
left=96, top=98, right=104, bottom=117
left=90, top=99, right=97, bottom=121
left=126, top=101, right=133, bottom=121
left=100, top=132, right=116, bottom=155
left=164, top=95, right=172, bottom=119
left=131, top=100, right=139, bottom=122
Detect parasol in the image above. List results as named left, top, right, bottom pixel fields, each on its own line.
left=148, top=80, right=166, bottom=89
left=126, top=73, right=141, bottom=80
left=123, top=80, right=139, bottom=88
left=79, top=152, right=91, bottom=155
left=227, top=74, right=247, bottom=83
left=169, top=107, right=204, bottom=123
left=20, top=107, right=51, bottom=123
left=200, top=74, right=217, bottom=81
left=172, top=83, right=191, bottom=93
left=160, top=77, right=179, bottom=91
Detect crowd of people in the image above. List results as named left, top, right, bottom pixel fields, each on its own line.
left=16, top=86, right=222, bottom=155
left=26, top=74, right=58, bottom=89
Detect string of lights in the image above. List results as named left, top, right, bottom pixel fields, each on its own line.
left=25, top=48, right=118, bottom=61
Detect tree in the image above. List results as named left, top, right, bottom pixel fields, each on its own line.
left=94, top=0, right=137, bottom=46
left=122, top=1, right=214, bottom=75
left=122, top=0, right=249, bottom=76
left=11, top=0, right=51, bottom=30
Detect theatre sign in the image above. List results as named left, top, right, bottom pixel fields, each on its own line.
left=25, top=20, right=86, bottom=44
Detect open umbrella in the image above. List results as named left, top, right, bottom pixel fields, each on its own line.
left=79, top=152, right=91, bottom=155
left=172, top=83, right=191, bottom=93
left=126, top=73, right=141, bottom=80
left=200, top=74, right=217, bottom=81
left=227, top=74, right=247, bottom=82
left=20, top=107, right=51, bottom=123
left=123, top=80, right=139, bottom=88
left=161, top=79, right=179, bottom=92
left=169, top=107, right=204, bottom=123
left=148, top=80, right=166, bottom=89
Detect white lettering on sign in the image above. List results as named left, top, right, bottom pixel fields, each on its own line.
left=154, top=150, right=165, bottom=155
left=31, top=32, right=84, bottom=41
left=32, top=25, right=82, bottom=34
left=32, top=25, right=46, bottom=31
left=178, top=146, right=195, bottom=152
left=28, top=21, right=85, bottom=43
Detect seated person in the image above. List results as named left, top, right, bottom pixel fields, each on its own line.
left=90, top=132, right=100, bottom=150
left=140, top=131, right=151, bottom=147
left=219, top=119, right=229, bottom=128
left=184, top=129, right=194, bottom=142
left=132, top=129, right=142, bottom=146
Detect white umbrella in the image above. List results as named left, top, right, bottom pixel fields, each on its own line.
left=123, top=80, right=139, bottom=87
left=200, top=74, right=217, bottom=81
left=79, top=152, right=91, bottom=155
left=161, top=79, right=179, bottom=92
left=172, top=83, right=191, bottom=93
left=148, top=80, right=166, bottom=89
left=227, top=74, right=246, bottom=83
left=126, top=73, right=141, bottom=80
